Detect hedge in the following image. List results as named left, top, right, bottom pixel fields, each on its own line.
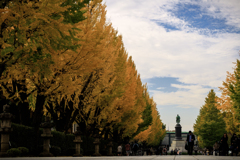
left=6, top=123, right=117, bottom=156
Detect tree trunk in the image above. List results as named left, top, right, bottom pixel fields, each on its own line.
left=113, top=129, right=118, bottom=143
left=104, top=130, right=109, bottom=140
left=78, top=121, right=87, bottom=136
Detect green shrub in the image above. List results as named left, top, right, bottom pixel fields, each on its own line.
left=83, top=150, right=95, bottom=156
left=65, top=147, right=84, bottom=156
left=66, top=148, right=75, bottom=156
left=33, top=145, right=43, bottom=155
left=50, top=146, right=61, bottom=156
left=10, top=123, right=117, bottom=156
left=51, top=131, right=75, bottom=155
left=181, top=152, right=188, bottom=155
left=18, top=147, right=29, bottom=156
left=81, top=137, right=94, bottom=156
left=7, top=148, right=21, bottom=157
left=100, top=149, right=108, bottom=156
left=10, top=123, right=75, bottom=156
left=10, top=123, right=41, bottom=155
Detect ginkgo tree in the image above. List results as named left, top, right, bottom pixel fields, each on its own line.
left=0, top=0, right=95, bottom=129
left=33, top=0, right=124, bottom=136
left=133, top=84, right=153, bottom=137
left=0, top=0, right=166, bottom=147
left=34, top=0, right=118, bottom=133
left=0, top=0, right=87, bottom=78
left=194, top=89, right=226, bottom=148
left=217, top=60, right=240, bottom=134
left=134, top=85, right=166, bottom=146
left=0, top=0, right=96, bottom=151
left=113, top=57, right=145, bottom=138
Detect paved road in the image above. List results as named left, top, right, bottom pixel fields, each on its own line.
left=1, top=156, right=240, bottom=160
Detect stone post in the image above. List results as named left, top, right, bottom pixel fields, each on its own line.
left=39, top=116, right=54, bottom=157
left=0, top=104, right=13, bottom=157
left=93, top=129, right=101, bottom=156
left=73, top=127, right=83, bottom=157
left=107, top=136, right=113, bottom=156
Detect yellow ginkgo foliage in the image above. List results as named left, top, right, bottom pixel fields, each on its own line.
left=217, top=65, right=240, bottom=134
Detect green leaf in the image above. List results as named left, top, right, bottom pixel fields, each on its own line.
left=1, top=47, right=15, bottom=56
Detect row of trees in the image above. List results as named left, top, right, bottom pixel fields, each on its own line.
left=194, top=59, right=240, bottom=148
left=0, top=0, right=165, bottom=146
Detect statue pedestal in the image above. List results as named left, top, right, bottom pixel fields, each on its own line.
left=169, top=123, right=187, bottom=153
left=175, top=124, right=182, bottom=140
left=169, top=140, right=187, bottom=153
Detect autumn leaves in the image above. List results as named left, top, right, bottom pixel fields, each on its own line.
left=0, top=0, right=165, bottom=145
left=217, top=60, right=240, bottom=135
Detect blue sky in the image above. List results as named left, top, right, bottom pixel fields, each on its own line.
left=103, top=0, right=240, bottom=131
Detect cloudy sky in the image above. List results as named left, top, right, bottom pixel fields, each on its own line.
left=102, top=0, right=240, bottom=132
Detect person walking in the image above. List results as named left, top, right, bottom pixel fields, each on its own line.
left=162, top=146, right=167, bottom=155
left=132, top=141, right=139, bottom=156
left=174, top=148, right=178, bottom=155
left=220, top=133, right=229, bottom=156
left=117, top=144, right=122, bottom=156
left=186, top=131, right=195, bottom=155
left=125, top=143, right=131, bottom=156
left=213, top=141, right=220, bottom=156
left=193, top=144, right=198, bottom=155
left=150, top=147, right=154, bottom=155
left=231, top=134, right=237, bottom=144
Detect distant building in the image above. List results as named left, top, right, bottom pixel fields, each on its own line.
left=161, top=132, right=198, bottom=147
left=72, top=123, right=78, bottom=133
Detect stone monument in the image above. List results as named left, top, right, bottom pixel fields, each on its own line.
left=107, top=135, right=113, bottom=156
left=73, top=127, right=83, bottom=157
left=93, top=129, right=101, bottom=156
left=169, top=114, right=187, bottom=153
left=0, top=104, right=13, bottom=157
left=39, top=116, right=54, bottom=157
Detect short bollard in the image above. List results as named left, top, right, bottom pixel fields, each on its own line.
left=39, top=116, right=54, bottom=157
left=73, top=127, right=83, bottom=157
left=0, top=104, right=13, bottom=157
left=144, top=151, right=147, bottom=156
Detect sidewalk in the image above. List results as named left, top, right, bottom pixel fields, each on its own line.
left=1, top=155, right=240, bottom=160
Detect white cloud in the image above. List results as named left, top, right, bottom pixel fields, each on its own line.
left=157, top=87, right=165, bottom=90
left=103, top=0, right=240, bottom=130
left=150, top=84, right=210, bottom=108
left=103, top=0, right=240, bottom=85
left=194, top=0, right=240, bottom=28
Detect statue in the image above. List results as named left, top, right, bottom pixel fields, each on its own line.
left=176, top=114, right=180, bottom=124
